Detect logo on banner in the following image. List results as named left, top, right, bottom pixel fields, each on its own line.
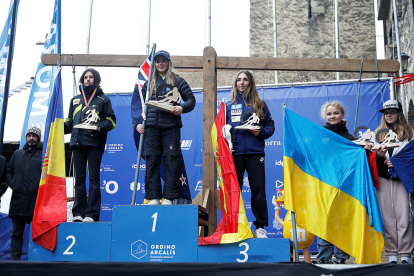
left=181, top=140, right=192, bottom=150
left=102, top=180, right=118, bottom=194
left=275, top=180, right=284, bottom=189
left=100, top=163, right=115, bottom=172
left=147, top=243, right=176, bottom=261
left=130, top=182, right=141, bottom=191
left=195, top=180, right=202, bottom=191
left=241, top=176, right=250, bottom=193
left=131, top=240, right=148, bottom=260
left=101, top=204, right=112, bottom=211
left=275, top=160, right=284, bottom=166
left=265, top=140, right=282, bottom=146
left=273, top=218, right=283, bottom=230
left=106, top=143, right=124, bottom=153
left=132, top=163, right=146, bottom=170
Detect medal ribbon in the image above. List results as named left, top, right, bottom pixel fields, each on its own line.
left=80, top=86, right=98, bottom=107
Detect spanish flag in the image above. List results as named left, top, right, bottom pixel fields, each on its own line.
left=32, top=68, right=67, bottom=250
left=198, top=102, right=253, bottom=245
left=283, top=108, right=384, bottom=264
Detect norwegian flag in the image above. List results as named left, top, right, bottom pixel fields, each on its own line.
left=134, top=52, right=154, bottom=118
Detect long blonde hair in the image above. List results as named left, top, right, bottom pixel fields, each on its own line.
left=375, top=110, right=413, bottom=141
left=149, top=60, right=177, bottom=95
left=230, top=70, right=265, bottom=119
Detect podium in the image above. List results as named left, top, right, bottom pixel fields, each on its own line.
left=198, top=238, right=291, bottom=263
left=111, top=205, right=198, bottom=262
left=28, top=205, right=290, bottom=262
left=28, top=222, right=112, bottom=261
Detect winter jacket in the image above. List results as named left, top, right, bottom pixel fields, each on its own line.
left=64, top=85, right=116, bottom=150
left=0, top=155, right=8, bottom=199
left=226, top=92, right=275, bottom=155
left=375, top=132, right=414, bottom=180
left=323, top=122, right=356, bottom=141
left=131, top=75, right=195, bottom=129
left=8, top=142, right=43, bottom=219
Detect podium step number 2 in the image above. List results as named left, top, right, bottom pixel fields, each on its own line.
left=29, top=223, right=112, bottom=261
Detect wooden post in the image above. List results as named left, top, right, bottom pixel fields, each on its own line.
left=202, top=46, right=217, bottom=235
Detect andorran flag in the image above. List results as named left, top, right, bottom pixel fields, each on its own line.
left=198, top=102, right=253, bottom=245
left=283, top=108, right=384, bottom=264
left=32, top=67, right=67, bottom=250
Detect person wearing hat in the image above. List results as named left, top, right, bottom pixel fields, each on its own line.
left=373, top=99, right=414, bottom=264
left=8, top=126, right=43, bottom=260
left=64, top=68, right=116, bottom=223
left=132, top=50, right=195, bottom=205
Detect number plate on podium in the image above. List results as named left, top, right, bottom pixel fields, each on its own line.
left=111, top=205, right=198, bottom=262
left=28, top=223, right=112, bottom=261
left=198, top=238, right=291, bottom=263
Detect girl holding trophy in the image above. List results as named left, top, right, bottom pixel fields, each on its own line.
left=226, top=70, right=275, bottom=238
left=134, top=50, right=195, bottom=205
left=373, top=100, right=414, bottom=264
left=64, top=68, right=116, bottom=222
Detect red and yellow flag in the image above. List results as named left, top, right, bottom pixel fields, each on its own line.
left=32, top=68, right=67, bottom=251
left=198, top=102, right=253, bottom=245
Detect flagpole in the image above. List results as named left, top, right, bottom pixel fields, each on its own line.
left=131, top=44, right=156, bottom=205
left=0, top=0, right=18, bottom=154
left=57, top=0, right=61, bottom=54
left=85, top=0, right=93, bottom=67
left=145, top=0, right=151, bottom=55
left=282, top=103, right=299, bottom=262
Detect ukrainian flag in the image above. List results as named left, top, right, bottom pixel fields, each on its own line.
left=283, top=108, right=384, bottom=264
left=32, top=67, right=67, bottom=251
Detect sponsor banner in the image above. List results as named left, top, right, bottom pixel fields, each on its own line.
left=101, top=81, right=389, bottom=253
left=20, top=0, right=60, bottom=147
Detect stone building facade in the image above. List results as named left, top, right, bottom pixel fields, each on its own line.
left=183, top=0, right=379, bottom=90
left=378, top=0, right=414, bottom=125
left=250, top=0, right=378, bottom=84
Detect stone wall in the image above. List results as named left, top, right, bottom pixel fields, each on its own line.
left=250, top=0, right=377, bottom=84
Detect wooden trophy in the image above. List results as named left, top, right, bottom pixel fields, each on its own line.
left=372, top=128, right=399, bottom=149
left=74, top=105, right=100, bottom=131
left=353, top=126, right=374, bottom=146
left=145, top=84, right=181, bottom=113
left=235, top=111, right=261, bottom=130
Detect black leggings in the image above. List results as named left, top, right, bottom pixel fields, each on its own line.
left=233, top=154, right=268, bottom=228
left=72, top=146, right=103, bottom=221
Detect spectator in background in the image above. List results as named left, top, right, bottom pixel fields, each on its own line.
left=8, top=127, right=42, bottom=260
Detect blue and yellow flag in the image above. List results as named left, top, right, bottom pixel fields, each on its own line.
left=283, top=108, right=384, bottom=264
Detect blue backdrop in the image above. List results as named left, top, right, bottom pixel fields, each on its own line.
left=100, top=80, right=390, bottom=250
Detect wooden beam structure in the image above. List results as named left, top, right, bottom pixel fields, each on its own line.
left=43, top=53, right=400, bottom=73
left=202, top=47, right=218, bottom=235
left=42, top=48, right=401, bottom=235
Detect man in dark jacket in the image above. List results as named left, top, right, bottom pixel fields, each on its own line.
left=8, top=126, right=43, bottom=260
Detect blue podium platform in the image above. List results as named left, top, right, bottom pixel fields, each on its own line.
left=111, top=205, right=198, bottom=262
left=28, top=222, right=112, bottom=261
left=198, top=238, right=291, bottom=263
left=28, top=205, right=290, bottom=263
